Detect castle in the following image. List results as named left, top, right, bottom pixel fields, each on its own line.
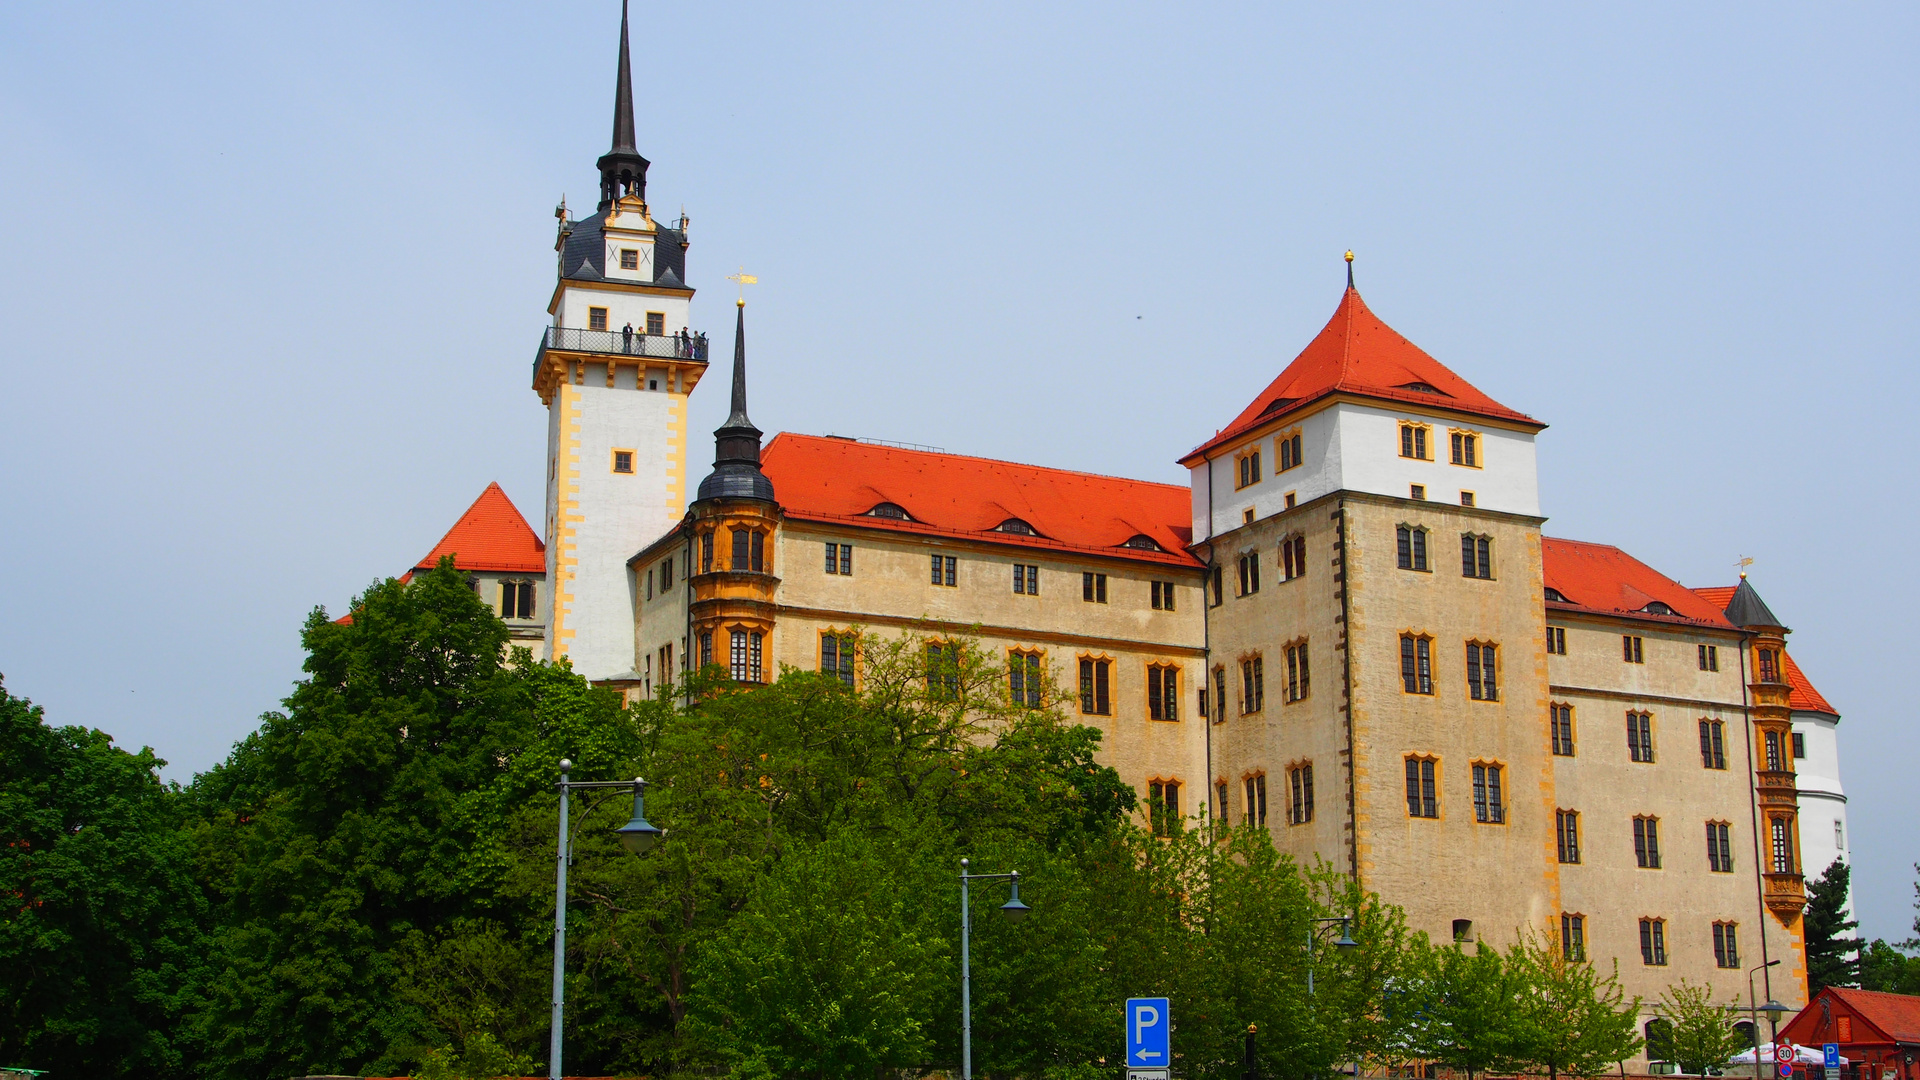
left=386, top=3, right=1853, bottom=1053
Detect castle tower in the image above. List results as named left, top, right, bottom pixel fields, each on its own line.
left=533, top=0, right=708, bottom=679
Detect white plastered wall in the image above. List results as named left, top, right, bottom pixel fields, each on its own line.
left=1793, top=711, right=1851, bottom=913
left=555, top=286, right=691, bottom=336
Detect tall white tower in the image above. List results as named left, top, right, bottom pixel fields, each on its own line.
left=532, top=0, right=708, bottom=679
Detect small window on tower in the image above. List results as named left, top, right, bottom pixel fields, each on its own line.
left=611, top=449, right=635, bottom=473
left=589, top=307, right=609, bottom=331
left=620, top=249, right=639, bottom=270
left=647, top=312, right=665, bottom=336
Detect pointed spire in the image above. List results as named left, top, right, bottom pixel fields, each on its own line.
left=1345, top=249, right=1355, bottom=290
left=596, top=0, right=650, bottom=210
left=695, top=299, right=776, bottom=503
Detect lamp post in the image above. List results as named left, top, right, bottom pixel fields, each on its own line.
left=549, top=759, right=662, bottom=1080
left=1306, top=916, right=1359, bottom=996
left=1730, top=959, right=1787, bottom=1080
left=959, top=857, right=1031, bottom=1080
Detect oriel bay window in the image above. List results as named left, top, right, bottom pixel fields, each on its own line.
left=730, top=527, right=766, bottom=571
left=1400, top=634, right=1434, bottom=695
left=1466, top=642, right=1498, bottom=701
left=1770, top=816, right=1795, bottom=874
left=1009, top=649, right=1043, bottom=708
left=701, top=531, right=714, bottom=573
left=1079, top=657, right=1112, bottom=716
left=1405, top=756, right=1438, bottom=818
left=1147, top=664, right=1180, bottom=721
left=1757, top=646, right=1780, bottom=683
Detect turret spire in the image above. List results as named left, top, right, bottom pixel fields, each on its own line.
left=695, top=300, right=776, bottom=502
left=596, top=0, right=650, bottom=210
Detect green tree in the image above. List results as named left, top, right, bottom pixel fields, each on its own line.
left=1508, top=934, right=1644, bottom=1079
left=1859, top=940, right=1920, bottom=995
left=1409, top=939, right=1535, bottom=1079
left=0, top=674, right=208, bottom=1078
left=1657, top=980, right=1745, bottom=1075
left=1805, top=858, right=1861, bottom=991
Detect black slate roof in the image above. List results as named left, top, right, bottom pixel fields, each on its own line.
left=558, top=211, right=689, bottom=290
left=1723, top=578, right=1788, bottom=631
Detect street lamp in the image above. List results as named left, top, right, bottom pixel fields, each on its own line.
left=959, top=858, right=1031, bottom=1080
left=1729, top=959, right=1786, bottom=1080
left=550, top=759, right=662, bottom=1080
left=1306, top=916, right=1359, bottom=996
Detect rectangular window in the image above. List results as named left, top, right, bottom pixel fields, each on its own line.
left=730, top=629, right=764, bottom=683
left=1236, top=448, right=1263, bottom=488
left=1241, top=656, right=1265, bottom=713
left=1150, top=580, right=1171, bottom=609
left=1640, top=918, right=1668, bottom=966
left=1551, top=704, right=1575, bottom=756
left=1792, top=732, right=1806, bottom=759
left=1623, top=635, right=1644, bottom=663
left=926, top=643, right=960, bottom=699
left=1147, top=666, right=1179, bottom=721
left=1461, top=534, right=1492, bottom=579
left=1758, top=647, right=1780, bottom=682
left=1699, top=719, right=1726, bottom=769
left=1209, top=566, right=1223, bottom=607
left=1289, top=764, right=1314, bottom=824
left=1765, top=730, right=1782, bottom=771
left=1396, top=525, right=1429, bottom=571
left=1400, top=423, right=1429, bottom=460
left=1280, top=534, right=1306, bottom=581
left=1699, top=644, right=1719, bottom=671
left=1278, top=432, right=1304, bottom=471
left=1466, top=642, right=1498, bottom=701
left=501, top=580, right=535, bottom=619
left=1242, top=773, right=1270, bottom=827
left=645, top=311, right=665, bottom=336
left=824, top=542, right=853, bottom=575
left=699, top=631, right=713, bottom=669
left=1713, top=922, right=1740, bottom=969
left=1212, top=668, right=1227, bottom=725
left=661, top=555, right=674, bottom=589
left=751, top=531, right=765, bottom=571
left=617, top=248, right=639, bottom=270
left=1627, top=712, right=1654, bottom=763
left=1083, top=572, right=1108, bottom=603
left=1459, top=491, right=1475, bottom=507
left=1771, top=817, right=1794, bottom=874
left=1562, top=913, right=1586, bottom=961
left=1009, top=650, right=1042, bottom=708
left=1451, top=431, right=1478, bottom=466
left=1284, top=642, right=1310, bottom=703
left=931, top=554, right=957, bottom=587
left=1405, top=757, right=1438, bottom=818
left=821, top=632, right=855, bottom=686
left=1013, top=563, right=1040, bottom=595
left=1400, top=635, right=1433, bottom=694
left=1237, top=553, right=1260, bottom=595
left=1148, top=780, right=1181, bottom=837
left=1547, top=626, right=1566, bottom=654
left=1634, top=815, right=1662, bottom=869
left=701, top=531, right=714, bottom=573
left=1707, top=821, right=1734, bottom=873
left=589, top=306, right=609, bottom=331
left=1556, top=809, right=1581, bottom=863
left=1078, top=658, right=1111, bottom=716
left=612, top=450, right=634, bottom=473
left=1472, top=763, right=1505, bottom=824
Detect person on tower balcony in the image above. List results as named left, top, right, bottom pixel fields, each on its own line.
left=622, top=322, right=634, bottom=352
left=677, top=327, right=690, bottom=357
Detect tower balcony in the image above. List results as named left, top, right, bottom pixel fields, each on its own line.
left=532, top=326, right=709, bottom=402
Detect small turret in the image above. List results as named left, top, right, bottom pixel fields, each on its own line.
left=696, top=300, right=777, bottom=503
left=596, top=0, right=649, bottom=210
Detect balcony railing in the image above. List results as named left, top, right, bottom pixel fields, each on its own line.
left=534, top=326, right=709, bottom=376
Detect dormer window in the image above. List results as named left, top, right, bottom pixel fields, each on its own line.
left=1399, top=381, right=1447, bottom=395
left=1121, top=534, right=1163, bottom=551
left=996, top=518, right=1038, bottom=536
left=867, top=502, right=911, bottom=520
left=1545, top=587, right=1570, bottom=603
left=620, top=249, right=640, bottom=270
left=1642, top=601, right=1675, bottom=616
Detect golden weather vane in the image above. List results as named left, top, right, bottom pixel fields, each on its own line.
left=726, top=267, right=757, bottom=305
left=1736, top=556, right=1755, bottom=578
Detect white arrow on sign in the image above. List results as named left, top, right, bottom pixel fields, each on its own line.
left=1135, top=1048, right=1163, bottom=1062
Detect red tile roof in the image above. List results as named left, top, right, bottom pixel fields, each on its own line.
left=760, top=434, right=1200, bottom=567
left=1816, top=988, right=1920, bottom=1045
left=414, top=482, right=546, bottom=574
left=1181, top=287, right=1540, bottom=465
left=1785, top=651, right=1837, bottom=715
left=1541, top=538, right=1734, bottom=628
left=1692, top=585, right=1738, bottom=611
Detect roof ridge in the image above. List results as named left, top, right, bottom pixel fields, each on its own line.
left=771, top=432, right=1190, bottom=493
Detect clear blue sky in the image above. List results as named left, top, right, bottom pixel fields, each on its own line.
left=2, top=1, right=1915, bottom=938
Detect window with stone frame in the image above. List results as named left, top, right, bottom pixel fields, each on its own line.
left=1401, top=634, right=1434, bottom=695
left=1008, top=649, right=1043, bottom=708
left=820, top=632, right=855, bottom=686
left=1289, top=763, right=1314, bottom=825
left=1078, top=657, right=1112, bottom=716
left=1147, top=664, right=1179, bottom=721
left=1396, top=524, right=1430, bottom=571
left=1405, top=756, right=1439, bottom=818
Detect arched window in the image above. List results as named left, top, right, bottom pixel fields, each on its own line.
left=866, top=502, right=911, bottom=520
left=1121, top=534, right=1162, bottom=551
left=995, top=518, right=1038, bottom=536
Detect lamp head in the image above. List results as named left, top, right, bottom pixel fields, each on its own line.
left=999, top=871, right=1031, bottom=922
left=1760, top=1000, right=1790, bottom=1016
left=613, top=778, right=662, bottom=855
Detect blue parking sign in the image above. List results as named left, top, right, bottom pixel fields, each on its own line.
left=1826, top=1045, right=1841, bottom=1069
left=1126, top=997, right=1170, bottom=1068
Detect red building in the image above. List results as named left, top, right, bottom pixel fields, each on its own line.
left=1781, top=987, right=1920, bottom=1080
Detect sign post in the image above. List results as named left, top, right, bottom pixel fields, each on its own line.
left=1825, top=1042, right=1841, bottom=1080
left=1126, top=997, right=1171, bottom=1080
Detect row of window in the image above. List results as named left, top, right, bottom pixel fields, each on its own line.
left=1398, top=422, right=1483, bottom=468
left=1558, top=914, right=1743, bottom=969
left=1233, top=429, right=1307, bottom=491
left=1546, top=626, right=1727, bottom=676
left=695, top=627, right=765, bottom=684
left=1404, top=757, right=1508, bottom=823
left=1549, top=704, right=1802, bottom=765
left=1393, top=525, right=1497, bottom=579
left=584, top=306, right=669, bottom=334
left=1554, top=810, right=1794, bottom=873
left=1397, top=635, right=1498, bottom=700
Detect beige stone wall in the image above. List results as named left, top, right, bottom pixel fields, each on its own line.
left=773, top=521, right=1210, bottom=828
left=633, top=540, right=691, bottom=697
left=1549, top=615, right=1807, bottom=1026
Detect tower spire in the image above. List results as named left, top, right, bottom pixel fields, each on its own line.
left=596, top=0, right=650, bottom=210
left=695, top=299, right=776, bottom=502
left=1345, top=249, right=1355, bottom=290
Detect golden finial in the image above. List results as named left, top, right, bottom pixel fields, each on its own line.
left=1344, top=250, right=1355, bottom=289
left=1344, top=250, right=1354, bottom=263
left=726, top=267, right=757, bottom=305
left=1737, top=556, right=1754, bottom=579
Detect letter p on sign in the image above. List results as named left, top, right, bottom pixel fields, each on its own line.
left=1135, top=1004, right=1159, bottom=1042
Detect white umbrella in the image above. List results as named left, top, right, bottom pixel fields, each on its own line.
left=1727, top=1044, right=1849, bottom=1066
